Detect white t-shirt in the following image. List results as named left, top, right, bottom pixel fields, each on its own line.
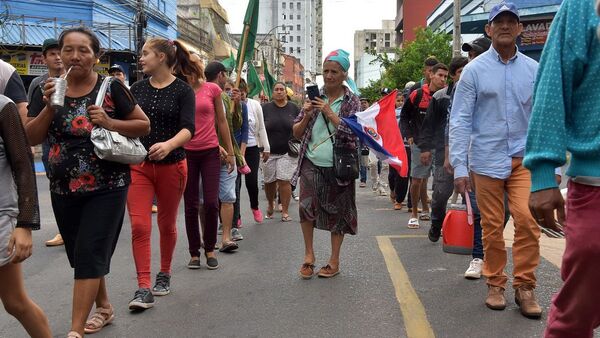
left=246, top=100, right=258, bottom=147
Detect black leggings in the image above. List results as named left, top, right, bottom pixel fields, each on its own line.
left=244, top=146, right=261, bottom=210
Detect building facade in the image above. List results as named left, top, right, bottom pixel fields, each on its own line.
left=427, top=0, right=562, bottom=60
left=353, top=20, right=396, bottom=85
left=257, top=0, right=322, bottom=81
left=1, top=0, right=177, bottom=86
left=395, top=0, right=440, bottom=47
left=355, top=53, right=396, bottom=89
left=281, top=54, right=304, bottom=101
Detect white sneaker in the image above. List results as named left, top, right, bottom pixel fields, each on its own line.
left=464, top=258, right=483, bottom=279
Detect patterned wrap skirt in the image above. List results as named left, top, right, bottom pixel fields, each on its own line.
left=299, top=158, right=358, bottom=235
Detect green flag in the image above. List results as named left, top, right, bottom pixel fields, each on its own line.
left=262, top=56, right=276, bottom=99
left=247, top=62, right=262, bottom=98
left=222, top=51, right=236, bottom=71
left=236, top=0, right=259, bottom=67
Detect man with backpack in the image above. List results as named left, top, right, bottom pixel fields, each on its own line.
left=400, top=63, right=448, bottom=229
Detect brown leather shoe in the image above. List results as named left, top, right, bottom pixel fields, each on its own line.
left=299, top=263, right=315, bottom=280
left=485, top=286, right=506, bottom=310
left=515, top=285, right=542, bottom=318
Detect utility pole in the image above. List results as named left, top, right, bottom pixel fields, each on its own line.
left=135, top=0, right=147, bottom=82
left=453, top=0, right=462, bottom=57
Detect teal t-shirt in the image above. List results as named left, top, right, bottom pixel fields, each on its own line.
left=306, top=96, right=342, bottom=167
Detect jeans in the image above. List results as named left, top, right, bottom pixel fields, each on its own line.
left=468, top=191, right=484, bottom=260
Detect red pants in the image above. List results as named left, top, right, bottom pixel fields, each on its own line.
left=127, top=160, right=187, bottom=289
left=545, top=181, right=600, bottom=338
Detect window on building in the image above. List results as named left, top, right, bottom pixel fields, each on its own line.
left=282, top=2, right=286, bottom=9
left=297, top=2, right=301, bottom=9
left=297, top=14, right=300, bottom=20
left=385, top=33, right=391, bottom=40
left=371, top=42, right=376, bottom=49
left=371, top=33, right=376, bottom=40
left=283, top=14, right=286, bottom=19
left=290, top=25, right=293, bottom=31
left=290, top=36, right=294, bottom=42
left=290, top=47, right=294, bottom=54
left=385, top=42, right=390, bottom=48
left=297, top=36, right=301, bottom=43
left=297, top=24, right=301, bottom=30
left=282, top=36, right=287, bottom=42
left=290, top=2, right=294, bottom=9
left=297, top=47, right=301, bottom=53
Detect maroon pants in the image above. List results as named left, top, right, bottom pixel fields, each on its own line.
left=545, top=181, right=600, bottom=338
left=184, top=147, right=220, bottom=256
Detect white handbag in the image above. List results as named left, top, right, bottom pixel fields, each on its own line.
left=90, top=76, right=147, bottom=164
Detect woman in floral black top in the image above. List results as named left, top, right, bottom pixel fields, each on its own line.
left=26, top=27, right=150, bottom=338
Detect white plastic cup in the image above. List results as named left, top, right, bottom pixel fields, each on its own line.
left=50, top=77, right=67, bottom=109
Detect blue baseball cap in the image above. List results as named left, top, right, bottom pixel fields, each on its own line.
left=488, top=2, right=520, bottom=22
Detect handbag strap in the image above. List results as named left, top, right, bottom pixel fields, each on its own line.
left=94, top=76, right=114, bottom=107
left=321, top=112, right=335, bottom=146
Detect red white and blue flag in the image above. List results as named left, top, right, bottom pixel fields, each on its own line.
left=342, top=90, right=409, bottom=177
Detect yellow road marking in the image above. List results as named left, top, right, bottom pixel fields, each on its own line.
left=377, top=236, right=435, bottom=338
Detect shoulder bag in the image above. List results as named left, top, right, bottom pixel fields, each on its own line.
left=322, top=113, right=359, bottom=181
left=90, top=76, right=147, bottom=164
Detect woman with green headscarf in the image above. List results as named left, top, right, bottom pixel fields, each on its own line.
left=291, top=49, right=360, bottom=279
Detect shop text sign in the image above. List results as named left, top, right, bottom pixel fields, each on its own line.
left=0, top=51, right=48, bottom=76
left=521, top=19, right=552, bottom=47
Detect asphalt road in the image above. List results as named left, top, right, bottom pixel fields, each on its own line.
left=0, top=173, right=582, bottom=338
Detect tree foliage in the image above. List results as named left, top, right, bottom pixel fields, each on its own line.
left=358, top=27, right=452, bottom=102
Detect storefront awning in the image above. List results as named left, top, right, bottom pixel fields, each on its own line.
left=1, top=21, right=135, bottom=52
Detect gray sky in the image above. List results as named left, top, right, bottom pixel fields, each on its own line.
left=219, top=0, right=396, bottom=75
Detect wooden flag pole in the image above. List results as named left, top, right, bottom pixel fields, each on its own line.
left=235, top=24, right=251, bottom=87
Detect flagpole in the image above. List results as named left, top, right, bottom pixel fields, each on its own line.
left=235, top=24, right=250, bottom=87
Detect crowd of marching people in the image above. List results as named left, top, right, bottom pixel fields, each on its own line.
left=0, top=22, right=363, bottom=336
left=351, top=1, right=600, bottom=336
left=0, top=0, right=599, bottom=337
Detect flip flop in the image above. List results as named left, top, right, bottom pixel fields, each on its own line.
left=218, top=241, right=239, bottom=253
left=281, top=215, right=292, bottom=222
left=419, top=212, right=431, bottom=221
left=408, top=218, right=420, bottom=229
left=265, top=208, right=274, bottom=219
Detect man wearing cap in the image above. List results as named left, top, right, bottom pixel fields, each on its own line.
left=462, top=36, right=492, bottom=61
left=108, top=64, right=126, bottom=84
left=26, top=38, right=65, bottom=247
left=450, top=2, right=544, bottom=318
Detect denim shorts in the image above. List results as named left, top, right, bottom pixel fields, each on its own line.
left=0, top=215, right=15, bottom=267
left=219, top=164, right=238, bottom=203
left=410, top=144, right=432, bottom=179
